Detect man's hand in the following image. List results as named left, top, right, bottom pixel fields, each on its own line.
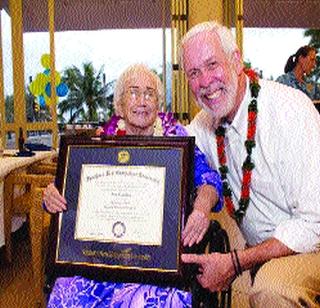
left=181, top=253, right=235, bottom=291
left=43, top=183, right=67, bottom=213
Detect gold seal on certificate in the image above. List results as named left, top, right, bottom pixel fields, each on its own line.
left=74, top=164, right=166, bottom=246
left=117, top=150, right=130, bottom=164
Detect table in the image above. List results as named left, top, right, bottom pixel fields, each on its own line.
left=0, top=150, right=57, bottom=247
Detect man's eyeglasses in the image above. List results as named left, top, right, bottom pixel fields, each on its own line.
left=125, top=87, right=157, bottom=102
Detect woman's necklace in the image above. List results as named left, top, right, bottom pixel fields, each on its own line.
left=103, top=113, right=178, bottom=137
left=215, top=68, right=260, bottom=225
left=115, top=116, right=163, bottom=136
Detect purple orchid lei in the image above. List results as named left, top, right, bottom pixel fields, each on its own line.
left=102, top=112, right=181, bottom=136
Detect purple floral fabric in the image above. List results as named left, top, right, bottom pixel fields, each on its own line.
left=47, top=113, right=222, bottom=307
left=48, top=277, right=191, bottom=308
left=193, top=146, right=223, bottom=212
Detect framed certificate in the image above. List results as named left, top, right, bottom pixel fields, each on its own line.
left=47, top=135, right=195, bottom=287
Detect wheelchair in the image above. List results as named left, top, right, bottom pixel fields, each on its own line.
left=189, top=220, right=232, bottom=308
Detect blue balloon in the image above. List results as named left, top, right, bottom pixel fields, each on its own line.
left=39, top=95, right=46, bottom=107
left=45, top=82, right=51, bottom=97
left=44, top=69, right=50, bottom=76
left=56, top=83, right=68, bottom=97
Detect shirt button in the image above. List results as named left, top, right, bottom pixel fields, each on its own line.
left=291, top=202, right=298, bottom=213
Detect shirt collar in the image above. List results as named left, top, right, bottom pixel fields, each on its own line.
left=287, top=70, right=296, bottom=80
left=224, top=75, right=251, bottom=137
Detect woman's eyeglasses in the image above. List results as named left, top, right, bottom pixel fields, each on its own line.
left=126, top=87, right=157, bottom=102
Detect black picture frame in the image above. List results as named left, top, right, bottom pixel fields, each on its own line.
left=47, top=135, right=195, bottom=288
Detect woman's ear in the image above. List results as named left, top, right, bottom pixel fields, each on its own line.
left=155, top=99, right=160, bottom=112
left=117, top=102, right=124, bottom=117
left=297, top=54, right=304, bottom=66
left=231, top=50, right=243, bottom=75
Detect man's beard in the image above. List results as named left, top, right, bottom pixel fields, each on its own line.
left=197, top=70, right=238, bottom=129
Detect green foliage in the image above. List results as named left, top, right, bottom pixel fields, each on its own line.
left=58, top=62, right=114, bottom=123
left=243, top=61, right=251, bottom=69
left=5, top=89, right=50, bottom=123
left=5, top=95, right=14, bottom=123
left=304, top=29, right=320, bottom=50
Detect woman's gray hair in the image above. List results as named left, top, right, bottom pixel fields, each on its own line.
left=180, top=21, right=238, bottom=70
left=113, top=64, right=164, bottom=115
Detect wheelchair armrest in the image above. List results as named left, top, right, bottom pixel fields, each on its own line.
left=188, top=220, right=231, bottom=255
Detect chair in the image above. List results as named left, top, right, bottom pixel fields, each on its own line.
left=3, top=172, right=55, bottom=307
left=27, top=161, right=57, bottom=176
left=29, top=185, right=52, bottom=307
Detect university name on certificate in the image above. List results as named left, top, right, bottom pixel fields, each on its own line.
left=74, top=164, right=166, bottom=246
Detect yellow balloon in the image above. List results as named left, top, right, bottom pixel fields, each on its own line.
left=45, top=71, right=61, bottom=85
left=36, top=73, right=49, bottom=90
left=43, top=93, right=58, bottom=106
left=54, top=71, right=61, bottom=85
left=30, top=73, right=46, bottom=96
left=41, top=54, right=51, bottom=69
left=29, top=73, right=48, bottom=96
left=29, top=81, right=41, bottom=96
left=43, top=93, right=50, bottom=105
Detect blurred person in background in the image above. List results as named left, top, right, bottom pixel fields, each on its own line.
left=276, top=45, right=317, bottom=99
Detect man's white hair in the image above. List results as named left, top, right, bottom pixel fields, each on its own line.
left=180, top=21, right=238, bottom=70
left=113, top=63, right=164, bottom=115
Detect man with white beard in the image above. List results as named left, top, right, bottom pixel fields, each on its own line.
left=181, top=21, right=320, bottom=307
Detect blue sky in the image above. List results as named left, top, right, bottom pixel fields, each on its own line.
left=1, top=10, right=310, bottom=96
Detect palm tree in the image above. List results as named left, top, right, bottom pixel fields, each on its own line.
left=304, top=29, right=320, bottom=50
left=58, top=62, right=114, bottom=123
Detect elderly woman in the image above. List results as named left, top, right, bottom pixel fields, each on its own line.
left=276, top=45, right=317, bottom=99
left=44, top=64, right=222, bottom=307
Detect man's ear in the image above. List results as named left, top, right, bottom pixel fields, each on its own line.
left=231, top=50, right=243, bottom=75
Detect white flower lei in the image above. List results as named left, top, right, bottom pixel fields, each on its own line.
left=115, top=116, right=163, bottom=136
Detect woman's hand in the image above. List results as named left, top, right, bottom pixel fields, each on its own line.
left=182, top=209, right=210, bottom=247
left=95, top=127, right=104, bottom=136
left=43, top=183, right=67, bottom=213
left=182, top=184, right=218, bottom=247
